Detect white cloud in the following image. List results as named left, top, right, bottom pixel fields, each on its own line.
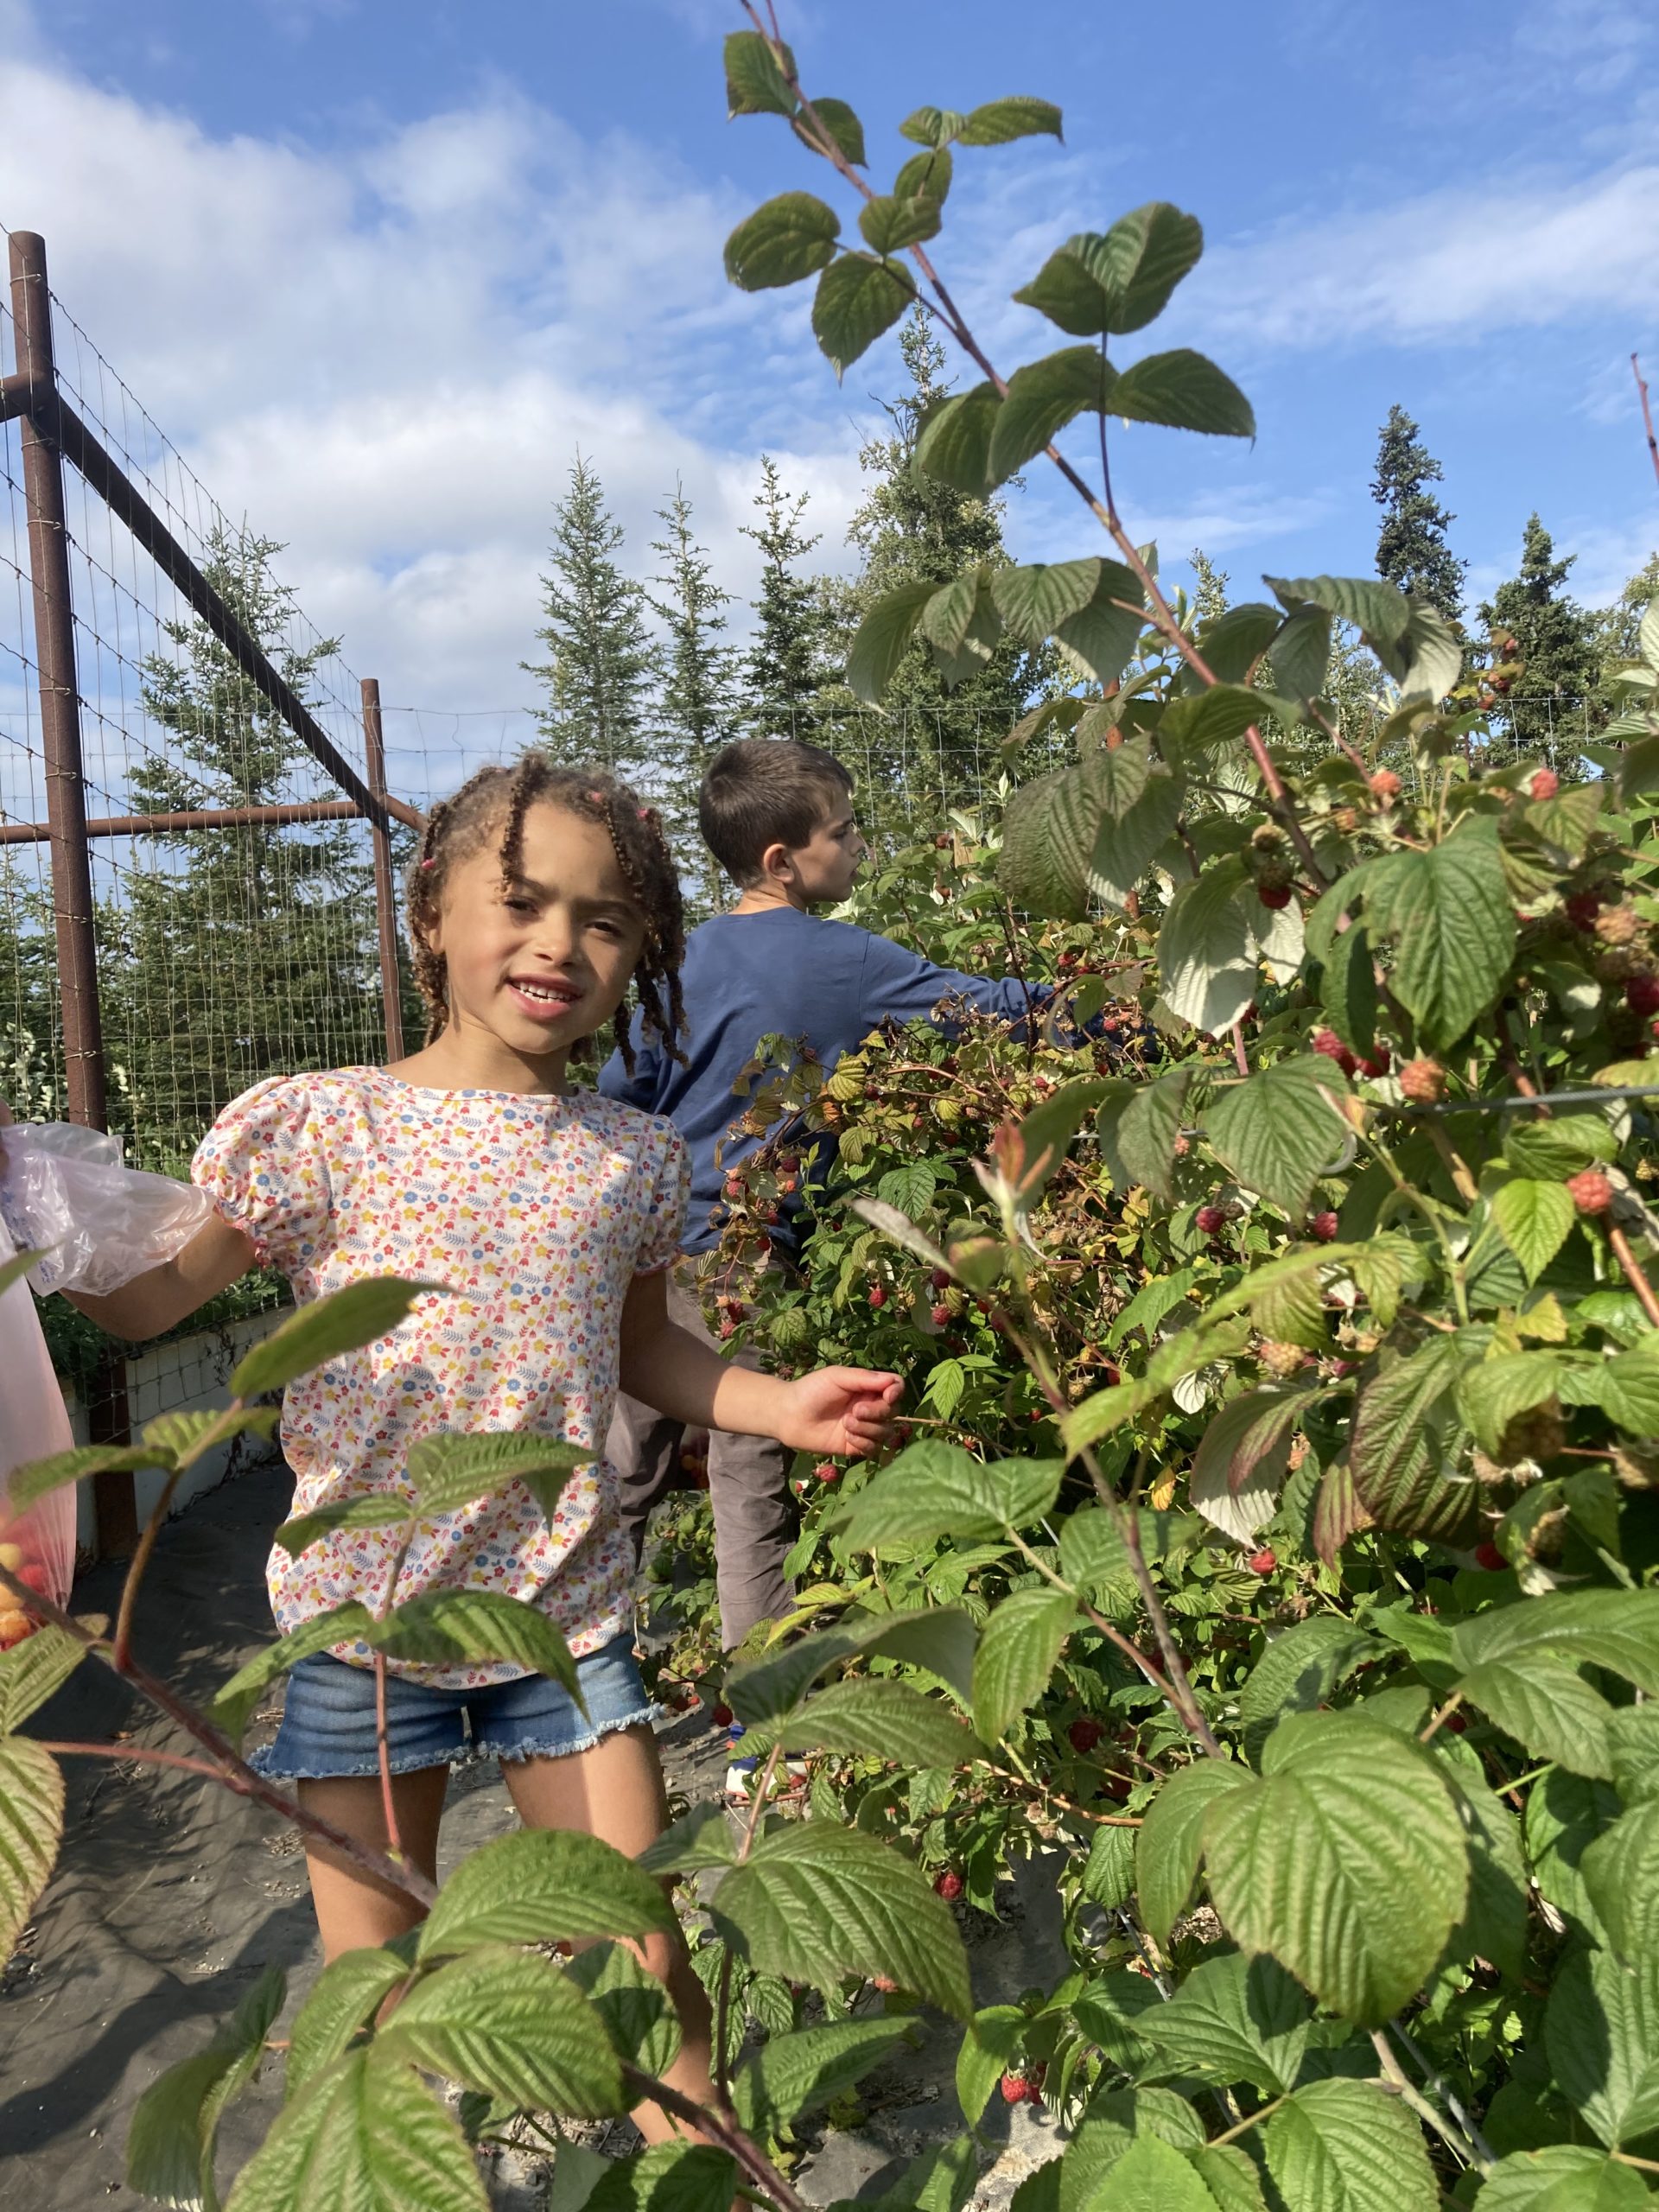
left=1516, top=0, right=1656, bottom=95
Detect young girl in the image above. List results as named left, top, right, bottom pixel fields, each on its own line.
left=46, top=758, right=901, bottom=2140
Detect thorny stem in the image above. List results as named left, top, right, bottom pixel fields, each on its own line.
left=372, top=1517, right=423, bottom=1863
left=1386, top=2018, right=1497, bottom=2170
left=622, top=2059, right=808, bottom=2212
left=1607, top=1223, right=1659, bottom=1330
left=112, top=1461, right=187, bottom=1672
left=1370, top=2027, right=1488, bottom=2171
left=1635, top=354, right=1659, bottom=495
left=31, top=1738, right=234, bottom=1783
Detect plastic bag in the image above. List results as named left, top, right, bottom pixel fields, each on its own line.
left=0, top=1122, right=211, bottom=1296
left=0, top=1212, right=76, bottom=1635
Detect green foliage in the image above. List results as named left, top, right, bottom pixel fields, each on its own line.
left=523, top=454, right=656, bottom=779
left=1371, top=403, right=1467, bottom=622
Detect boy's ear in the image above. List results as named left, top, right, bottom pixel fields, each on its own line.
left=756, top=838, right=797, bottom=886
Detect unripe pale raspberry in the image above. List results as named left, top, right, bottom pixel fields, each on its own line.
left=1596, top=905, right=1640, bottom=948
left=1258, top=1340, right=1307, bottom=1380
left=1399, top=1058, right=1446, bottom=1103
left=1567, top=1169, right=1614, bottom=1215
left=1369, top=769, right=1402, bottom=800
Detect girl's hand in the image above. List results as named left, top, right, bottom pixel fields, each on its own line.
left=778, top=1367, right=903, bottom=1461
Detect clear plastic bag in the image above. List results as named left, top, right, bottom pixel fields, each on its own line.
left=0, top=1212, right=76, bottom=1630
left=0, top=1122, right=211, bottom=1296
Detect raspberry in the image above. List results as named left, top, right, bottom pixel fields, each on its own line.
left=931, top=1304, right=951, bottom=1326
left=1312, top=1029, right=1357, bottom=1076
left=1529, top=769, right=1560, bottom=800
left=724, top=1177, right=743, bottom=1200
left=930, top=1266, right=950, bottom=1292
left=778, top=1154, right=800, bottom=1174
left=868, top=1284, right=887, bottom=1309
left=1001, top=2073, right=1033, bottom=2105
left=1195, top=1205, right=1227, bottom=1236
left=1369, top=770, right=1402, bottom=800
left=1445, top=1712, right=1468, bottom=1734
left=870, top=1975, right=899, bottom=1993
left=1474, top=1541, right=1507, bottom=1571
left=719, top=1317, right=737, bottom=1340
left=710, top=1702, right=734, bottom=1727
left=1628, top=976, right=1659, bottom=1017
left=1067, top=1717, right=1104, bottom=1754
left=815, top=1461, right=840, bottom=1484
left=934, top=1870, right=963, bottom=1900
left=1247, top=1548, right=1277, bottom=1574
left=1258, top=885, right=1293, bottom=910
left=1258, top=1340, right=1306, bottom=1380
left=1597, top=906, right=1640, bottom=947
left=1399, top=1057, right=1446, bottom=1103
left=1567, top=1169, right=1614, bottom=1216
left=1357, top=1045, right=1390, bottom=1077
left=1309, top=1211, right=1340, bottom=1242
left=1565, top=891, right=1602, bottom=931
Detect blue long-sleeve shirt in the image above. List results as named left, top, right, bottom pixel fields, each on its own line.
left=597, top=906, right=1046, bottom=1257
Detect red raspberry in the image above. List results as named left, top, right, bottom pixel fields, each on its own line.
left=929, top=1266, right=950, bottom=1292
left=778, top=1154, right=799, bottom=1173
left=1309, top=1211, right=1340, bottom=1242
left=1000, top=2073, right=1033, bottom=2105
left=1567, top=1169, right=1614, bottom=1216
left=1247, top=1548, right=1277, bottom=1574
left=710, top=1702, right=734, bottom=1727
left=1529, top=769, right=1560, bottom=800
left=815, top=1461, right=840, bottom=1484
left=1399, top=1058, right=1446, bottom=1103
left=719, top=1317, right=737, bottom=1340
left=1067, top=1717, right=1105, bottom=1753
left=1312, top=1028, right=1357, bottom=1076
left=1369, top=770, right=1402, bottom=800
left=1565, top=890, right=1602, bottom=931
left=1474, top=1541, right=1507, bottom=1571
left=934, top=1870, right=963, bottom=1900
left=724, top=1177, right=744, bottom=1200
left=1195, top=1205, right=1227, bottom=1236
left=930, top=1304, right=951, bottom=1326
left=1258, top=884, right=1293, bottom=910
left=1628, top=977, right=1659, bottom=1017
left=1445, top=1712, right=1468, bottom=1734
left=1357, top=1045, right=1390, bottom=1077
left=868, top=1284, right=887, bottom=1309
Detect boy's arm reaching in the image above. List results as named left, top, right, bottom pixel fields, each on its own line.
left=856, top=928, right=1050, bottom=1033
left=618, top=1268, right=899, bottom=1461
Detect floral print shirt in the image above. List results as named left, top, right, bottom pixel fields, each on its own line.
left=193, top=1069, right=688, bottom=1688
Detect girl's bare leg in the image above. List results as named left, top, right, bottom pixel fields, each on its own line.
left=499, top=1726, right=717, bottom=2146
left=296, top=1766, right=449, bottom=1961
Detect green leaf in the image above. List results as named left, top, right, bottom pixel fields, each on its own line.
left=1205, top=1057, right=1351, bottom=1219
left=378, top=1590, right=582, bottom=1695
left=142, top=1407, right=280, bottom=1464
left=1264, top=575, right=1412, bottom=652
left=723, top=190, right=842, bottom=293
left=1161, top=681, right=1276, bottom=751
left=1350, top=1340, right=1482, bottom=1546
left=1546, top=1942, right=1659, bottom=2147
left=275, top=1495, right=413, bottom=1557
left=989, top=350, right=1112, bottom=481
left=1000, top=755, right=1112, bottom=922
left=1492, top=1179, right=1577, bottom=1286
left=1441, top=1760, right=1529, bottom=1983
left=6, top=1440, right=165, bottom=1512
left=1186, top=2145, right=1271, bottom=2212
left=1457, top=1350, right=1567, bottom=1459
left=1082, top=1823, right=1137, bottom=1913
left=899, top=105, right=968, bottom=148
left=1319, top=921, right=1378, bottom=1058
left=1014, top=205, right=1204, bottom=337
left=579, top=2145, right=736, bottom=2212
left=725, top=1605, right=978, bottom=1722
left=1107, top=349, right=1254, bottom=439
left=224, top=2051, right=488, bottom=2212
left=286, top=1947, right=410, bottom=2100
left=1452, top=1591, right=1659, bottom=1693
left=1459, top=1649, right=1616, bottom=1777
left=405, top=1430, right=587, bottom=1517
left=847, top=579, right=938, bottom=705
left=378, top=1946, right=625, bottom=2118
left=1480, top=2148, right=1654, bottom=2212
left=1363, top=820, right=1516, bottom=1052
left=1091, top=2134, right=1224, bottom=2212
left=747, top=1675, right=988, bottom=1768
left=812, top=253, right=915, bottom=378
left=860, top=192, right=941, bottom=254
left=1061, top=2086, right=1206, bottom=2211
left=208, top=1603, right=382, bottom=1750
left=1157, top=856, right=1258, bottom=1035
left=1137, top=1950, right=1311, bottom=2096
left=894, top=146, right=953, bottom=204
left=416, top=1828, right=674, bottom=1961
left=973, top=1587, right=1077, bottom=1742
left=1014, top=1077, right=1117, bottom=1201
left=1397, top=596, right=1465, bottom=703
left=1504, top=1113, right=1619, bottom=1178
left=957, top=2005, right=1025, bottom=2128
left=1116, top=1071, right=1192, bottom=1202
left=1581, top=1802, right=1659, bottom=1964
left=1055, top=561, right=1149, bottom=692
left=710, top=1822, right=972, bottom=2017
left=0, top=1620, right=88, bottom=1732
left=1189, top=1387, right=1309, bottom=1548
left=1136, top=1759, right=1252, bottom=1947
left=731, top=2018, right=906, bottom=2135
left=1609, top=1707, right=1659, bottom=1804
left=1238, top=1618, right=1376, bottom=1766
left=723, top=29, right=797, bottom=118
left=914, top=382, right=1001, bottom=496
left=127, top=1964, right=285, bottom=2212
left=794, top=96, right=867, bottom=168
left=1263, top=2077, right=1439, bottom=2212
left=565, top=1942, right=683, bottom=2080
left=1269, top=604, right=1334, bottom=702
left=993, top=555, right=1105, bottom=643
left=1204, top=1713, right=1467, bottom=2023
left=633, top=1800, right=739, bottom=1879
left=231, top=1279, right=442, bottom=1401
left=958, top=96, right=1064, bottom=145
left=1528, top=1769, right=1624, bottom=1932
left=829, top=1440, right=1061, bottom=1548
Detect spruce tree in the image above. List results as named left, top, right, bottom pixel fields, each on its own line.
left=648, top=481, right=738, bottom=909
left=1187, top=550, right=1230, bottom=626
left=1371, top=404, right=1466, bottom=620
left=1481, top=513, right=1602, bottom=763
left=524, top=454, right=654, bottom=778
left=741, top=456, right=829, bottom=735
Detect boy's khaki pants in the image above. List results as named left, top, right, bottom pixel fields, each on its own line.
left=605, top=1263, right=795, bottom=1649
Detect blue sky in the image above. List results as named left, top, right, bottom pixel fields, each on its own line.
left=3, top=0, right=1656, bottom=742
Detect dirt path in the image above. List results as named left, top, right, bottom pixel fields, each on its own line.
left=1, top=1462, right=1063, bottom=2209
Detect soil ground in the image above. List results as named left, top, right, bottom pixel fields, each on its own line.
left=0, top=1458, right=1065, bottom=2209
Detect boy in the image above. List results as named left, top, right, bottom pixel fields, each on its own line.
left=599, top=737, right=1055, bottom=1651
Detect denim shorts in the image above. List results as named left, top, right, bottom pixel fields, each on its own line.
left=248, top=1633, right=655, bottom=1780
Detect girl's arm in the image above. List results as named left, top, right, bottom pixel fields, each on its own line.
left=619, top=1270, right=900, bottom=1462
left=62, top=1213, right=259, bottom=1342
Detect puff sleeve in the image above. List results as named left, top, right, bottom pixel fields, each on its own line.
left=635, top=1120, right=690, bottom=1276
left=191, top=1077, right=333, bottom=1278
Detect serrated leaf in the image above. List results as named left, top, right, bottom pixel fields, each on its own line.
left=0, top=1621, right=88, bottom=1733
left=957, top=2005, right=1025, bottom=2128
left=286, top=1948, right=410, bottom=2101
left=1265, top=575, right=1412, bottom=650
left=723, top=191, right=840, bottom=289
left=973, top=1587, right=1077, bottom=1741
left=731, top=2018, right=906, bottom=2135
left=895, top=145, right=953, bottom=204
left=231, top=1279, right=441, bottom=1401
left=404, top=1429, right=586, bottom=1517
left=633, top=1800, right=739, bottom=1879
left=1452, top=1591, right=1659, bottom=1692
left=958, top=95, right=1064, bottom=145
left=1204, top=1713, right=1467, bottom=2023
left=989, top=350, right=1112, bottom=480
left=1397, top=596, right=1463, bottom=702
left=1136, top=1759, right=1253, bottom=1947
left=1459, top=1650, right=1616, bottom=1778
left=1082, top=1822, right=1137, bottom=1912
left=1092, top=2134, right=1222, bottom=2211
left=847, top=578, right=938, bottom=706
left=794, top=96, right=866, bottom=168
left=1546, top=1942, right=1659, bottom=2147
left=416, top=1827, right=674, bottom=1961
left=710, top=1822, right=972, bottom=2017
left=747, top=1675, right=987, bottom=1768
left=127, top=1964, right=285, bottom=2211
left=207, top=1602, right=382, bottom=1751
left=1269, top=604, right=1334, bottom=702
left=143, top=1407, right=280, bottom=1463
left=829, top=1440, right=1061, bottom=1548
left=1581, top=1802, right=1659, bottom=1964
left=6, top=1440, right=164, bottom=1512
left=1492, top=1179, right=1577, bottom=1286
left=1264, top=2076, right=1438, bottom=2212
left=1239, top=1618, right=1376, bottom=1765
left=1205, top=1057, right=1350, bottom=1220
left=1481, top=2147, right=1652, bottom=2212
left=1456, top=1349, right=1567, bottom=1458
left=993, top=556, right=1104, bottom=642
left=1061, top=2085, right=1206, bottom=2212
left=565, top=1941, right=683, bottom=2080
left=378, top=1946, right=624, bottom=2117
left=899, top=105, right=968, bottom=148
left=1440, top=1758, right=1529, bottom=1983
left=1319, top=921, right=1378, bottom=1058
left=1138, top=1950, right=1311, bottom=2096
left=582, top=2145, right=735, bottom=2212
left=812, top=253, right=914, bottom=377
left=723, top=29, right=797, bottom=118
left=1528, top=1768, right=1624, bottom=1932
left=1350, top=1340, right=1482, bottom=1545
left=914, top=382, right=1001, bottom=496
left=1158, top=856, right=1259, bottom=1035
left=1108, top=348, right=1255, bottom=438
left=1000, top=754, right=1111, bottom=922
left=725, top=1605, right=978, bottom=1722
left=225, top=2051, right=488, bottom=2212
left=1014, top=204, right=1204, bottom=337
left=1364, top=821, right=1516, bottom=1052
left=378, top=1590, right=582, bottom=1693
left=1058, top=561, right=1149, bottom=692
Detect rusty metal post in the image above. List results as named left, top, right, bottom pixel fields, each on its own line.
left=9, top=231, right=136, bottom=1554
left=359, top=678, right=405, bottom=1061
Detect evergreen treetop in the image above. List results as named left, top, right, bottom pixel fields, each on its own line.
left=1370, top=404, right=1466, bottom=620
left=1480, top=511, right=1603, bottom=764
left=741, top=455, right=828, bottom=735
left=524, top=454, right=654, bottom=779
left=648, top=481, right=738, bottom=910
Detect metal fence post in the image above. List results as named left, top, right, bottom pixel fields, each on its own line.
left=359, top=677, right=405, bottom=1061
left=9, top=231, right=136, bottom=1555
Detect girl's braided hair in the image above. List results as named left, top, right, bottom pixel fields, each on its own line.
left=404, top=756, right=687, bottom=1074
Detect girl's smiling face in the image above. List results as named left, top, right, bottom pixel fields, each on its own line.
left=422, top=800, right=648, bottom=1084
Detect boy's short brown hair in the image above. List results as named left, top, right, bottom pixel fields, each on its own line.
left=698, top=737, right=854, bottom=887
